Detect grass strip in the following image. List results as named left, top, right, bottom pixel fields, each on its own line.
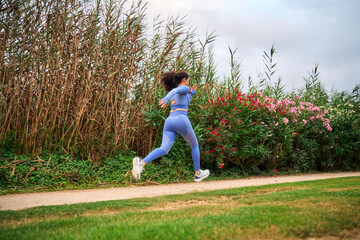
left=0, top=177, right=359, bottom=239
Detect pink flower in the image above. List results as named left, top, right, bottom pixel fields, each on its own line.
left=326, top=125, right=332, bottom=131
left=269, top=103, right=276, bottom=112
left=324, top=109, right=329, bottom=114
left=273, top=169, right=279, bottom=173
left=312, top=107, right=320, bottom=112
left=289, top=107, right=297, bottom=113
left=294, top=132, right=298, bottom=136
left=219, top=163, right=224, bottom=169
left=316, top=114, right=323, bottom=119
left=283, top=118, right=289, bottom=124
left=310, top=116, right=315, bottom=122
left=275, top=122, right=279, bottom=127
left=303, top=119, right=307, bottom=125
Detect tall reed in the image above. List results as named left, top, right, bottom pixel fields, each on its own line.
left=0, top=0, right=218, bottom=160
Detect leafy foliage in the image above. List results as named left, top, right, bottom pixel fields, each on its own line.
left=196, top=87, right=359, bottom=173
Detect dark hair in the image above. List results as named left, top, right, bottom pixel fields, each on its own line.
left=160, top=71, right=189, bottom=92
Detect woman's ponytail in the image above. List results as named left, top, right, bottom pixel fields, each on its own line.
left=160, top=71, right=189, bottom=92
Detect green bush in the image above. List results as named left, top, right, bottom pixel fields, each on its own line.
left=197, top=89, right=359, bottom=173
left=0, top=151, right=134, bottom=189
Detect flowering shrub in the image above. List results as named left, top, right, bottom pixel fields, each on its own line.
left=198, top=90, right=337, bottom=173
left=325, top=101, right=360, bottom=170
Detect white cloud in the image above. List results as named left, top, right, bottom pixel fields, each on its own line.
left=144, top=0, right=360, bottom=92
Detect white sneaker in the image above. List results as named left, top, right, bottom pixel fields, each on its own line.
left=132, top=157, right=143, bottom=181
left=194, top=169, right=210, bottom=182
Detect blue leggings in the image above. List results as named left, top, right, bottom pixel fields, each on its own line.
left=143, top=111, right=200, bottom=171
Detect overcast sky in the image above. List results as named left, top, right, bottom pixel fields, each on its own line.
left=145, top=0, right=360, bottom=93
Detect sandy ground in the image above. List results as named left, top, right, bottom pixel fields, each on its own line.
left=0, top=172, right=359, bottom=211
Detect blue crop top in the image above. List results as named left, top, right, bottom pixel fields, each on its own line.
left=161, top=85, right=196, bottom=111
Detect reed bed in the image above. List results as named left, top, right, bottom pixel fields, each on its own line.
left=0, top=0, right=218, bottom=160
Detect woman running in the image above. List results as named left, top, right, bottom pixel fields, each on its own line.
left=132, top=70, right=210, bottom=182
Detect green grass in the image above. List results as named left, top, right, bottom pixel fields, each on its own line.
left=0, top=177, right=359, bottom=239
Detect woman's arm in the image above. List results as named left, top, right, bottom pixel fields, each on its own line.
left=189, top=84, right=197, bottom=100
left=161, top=85, right=190, bottom=104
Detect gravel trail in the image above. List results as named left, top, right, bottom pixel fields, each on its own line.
left=1, top=172, right=359, bottom=211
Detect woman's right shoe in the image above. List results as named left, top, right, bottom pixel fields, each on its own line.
left=194, top=169, right=210, bottom=182
left=132, top=157, right=143, bottom=181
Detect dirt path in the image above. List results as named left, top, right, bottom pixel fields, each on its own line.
left=1, top=172, right=359, bottom=211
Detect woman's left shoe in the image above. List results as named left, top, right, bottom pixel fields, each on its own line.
left=132, top=157, right=143, bottom=181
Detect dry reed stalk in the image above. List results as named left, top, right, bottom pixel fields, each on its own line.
left=0, top=0, right=220, bottom=160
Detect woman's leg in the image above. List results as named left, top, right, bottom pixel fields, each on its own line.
left=143, top=129, right=177, bottom=165
left=184, top=129, right=200, bottom=172
left=179, top=123, right=210, bottom=181
left=133, top=118, right=177, bottom=181
left=175, top=116, right=200, bottom=171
